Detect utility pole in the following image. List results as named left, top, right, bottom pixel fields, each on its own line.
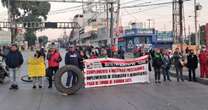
left=116, top=0, right=120, bottom=36
left=8, top=0, right=17, bottom=44
left=8, top=0, right=12, bottom=43
left=179, top=0, right=184, bottom=52
left=147, top=19, right=151, bottom=29
left=109, top=2, right=114, bottom=56
left=188, top=24, right=191, bottom=45
left=194, top=0, right=198, bottom=45
left=106, top=1, right=109, bottom=40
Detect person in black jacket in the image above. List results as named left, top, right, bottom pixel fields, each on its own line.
left=187, top=49, right=198, bottom=81
left=5, top=44, right=24, bottom=90
left=117, top=46, right=125, bottom=59
left=152, top=48, right=163, bottom=83
left=65, top=45, right=82, bottom=87
left=171, top=48, right=184, bottom=82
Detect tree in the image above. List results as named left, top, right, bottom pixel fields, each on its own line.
left=1, top=0, right=51, bottom=44
left=38, top=35, right=48, bottom=46
left=24, top=30, right=37, bottom=46
left=200, top=25, right=205, bottom=45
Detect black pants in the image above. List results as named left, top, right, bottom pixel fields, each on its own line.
left=188, top=68, right=196, bottom=81
left=66, top=71, right=78, bottom=87
left=154, top=67, right=161, bottom=81
left=176, top=67, right=184, bottom=82
left=163, top=68, right=171, bottom=81
left=48, top=67, right=59, bottom=87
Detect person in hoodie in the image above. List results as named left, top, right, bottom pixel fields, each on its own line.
left=5, top=44, right=23, bottom=90
left=65, top=45, right=82, bottom=88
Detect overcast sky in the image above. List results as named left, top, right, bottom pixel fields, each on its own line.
left=0, top=0, right=207, bottom=40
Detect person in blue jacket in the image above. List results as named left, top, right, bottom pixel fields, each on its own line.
left=65, top=45, right=82, bottom=87
left=5, top=44, right=24, bottom=90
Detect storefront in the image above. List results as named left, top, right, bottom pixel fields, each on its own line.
left=118, top=28, right=155, bottom=52
left=152, top=31, right=173, bottom=49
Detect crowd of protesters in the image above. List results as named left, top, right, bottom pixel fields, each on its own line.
left=0, top=43, right=208, bottom=90
left=150, top=46, right=208, bottom=84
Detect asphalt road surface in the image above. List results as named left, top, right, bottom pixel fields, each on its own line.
left=0, top=50, right=207, bottom=110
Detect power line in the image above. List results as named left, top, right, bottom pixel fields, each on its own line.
left=121, top=0, right=191, bottom=9
left=121, top=1, right=174, bottom=9
left=49, top=0, right=152, bottom=15
left=49, top=5, right=82, bottom=14
left=121, top=5, right=170, bottom=16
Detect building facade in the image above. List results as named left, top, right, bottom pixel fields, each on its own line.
left=117, top=25, right=173, bottom=52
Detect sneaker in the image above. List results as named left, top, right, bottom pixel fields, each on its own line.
left=9, top=84, right=15, bottom=90
left=48, top=85, right=52, bottom=88
left=62, top=93, right=69, bottom=96
left=155, top=80, right=158, bottom=83
left=33, top=85, right=37, bottom=89
left=13, top=85, right=19, bottom=90
left=158, top=81, right=161, bottom=83
left=39, top=85, right=42, bottom=88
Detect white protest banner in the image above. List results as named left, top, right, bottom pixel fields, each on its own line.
left=84, top=55, right=150, bottom=88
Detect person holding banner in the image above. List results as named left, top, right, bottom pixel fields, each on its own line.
left=117, top=46, right=125, bottom=59
left=28, top=51, right=45, bottom=89
left=152, top=49, right=163, bottom=83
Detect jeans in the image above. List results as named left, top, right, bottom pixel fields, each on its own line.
left=32, top=77, right=43, bottom=86
left=188, top=68, right=196, bottom=81
left=162, top=68, right=171, bottom=81
left=9, top=68, right=19, bottom=85
left=48, top=67, right=59, bottom=87
left=154, top=67, right=161, bottom=81
left=176, top=67, right=184, bottom=82
left=66, top=71, right=77, bottom=87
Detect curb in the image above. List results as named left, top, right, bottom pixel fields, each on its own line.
left=170, top=71, right=208, bottom=85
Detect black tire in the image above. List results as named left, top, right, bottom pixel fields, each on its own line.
left=54, top=65, right=84, bottom=95
left=21, top=75, right=32, bottom=82
left=0, top=67, right=6, bottom=83
left=0, top=79, right=4, bottom=84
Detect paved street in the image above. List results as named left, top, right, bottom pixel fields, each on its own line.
left=0, top=75, right=208, bottom=110
left=0, top=50, right=207, bottom=110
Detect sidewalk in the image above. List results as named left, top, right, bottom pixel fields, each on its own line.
left=170, top=67, right=208, bottom=85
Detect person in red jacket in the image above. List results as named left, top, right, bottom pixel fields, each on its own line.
left=199, top=48, right=208, bottom=78
left=47, top=46, right=62, bottom=88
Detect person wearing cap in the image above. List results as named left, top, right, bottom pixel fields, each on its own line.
left=65, top=45, right=82, bottom=87
left=5, top=44, right=24, bottom=90
left=47, top=45, right=62, bottom=88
